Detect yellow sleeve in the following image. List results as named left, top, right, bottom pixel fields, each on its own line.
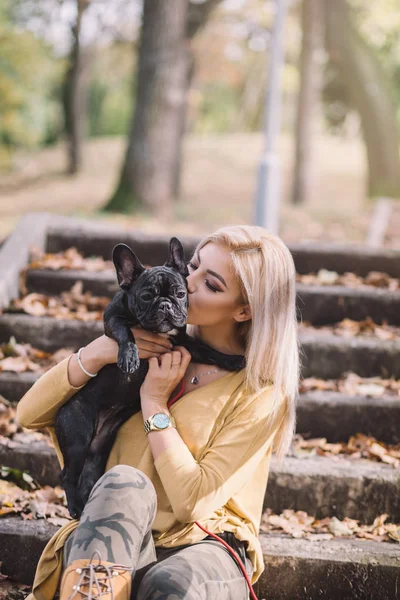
left=154, top=386, right=285, bottom=523
left=16, top=355, right=86, bottom=430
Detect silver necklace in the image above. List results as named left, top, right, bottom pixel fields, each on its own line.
left=190, top=365, right=222, bottom=385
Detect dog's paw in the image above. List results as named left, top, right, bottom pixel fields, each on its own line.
left=118, top=341, right=140, bottom=373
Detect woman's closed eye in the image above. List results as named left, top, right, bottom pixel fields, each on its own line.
left=187, top=262, right=221, bottom=293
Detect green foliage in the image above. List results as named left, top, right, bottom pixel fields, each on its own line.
left=88, top=77, right=133, bottom=137
left=0, top=465, right=39, bottom=491
left=194, top=83, right=239, bottom=133
left=323, top=0, right=400, bottom=129
left=0, top=10, right=64, bottom=168
left=351, top=0, right=400, bottom=119
left=87, top=43, right=134, bottom=137
left=99, top=86, right=133, bottom=136
left=88, top=79, right=108, bottom=137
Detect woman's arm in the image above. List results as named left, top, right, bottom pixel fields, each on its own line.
left=16, top=337, right=111, bottom=430
left=67, top=339, right=113, bottom=387
left=152, top=386, right=286, bottom=524
left=16, top=330, right=173, bottom=430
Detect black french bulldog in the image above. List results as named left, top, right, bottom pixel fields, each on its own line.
left=55, top=237, right=245, bottom=519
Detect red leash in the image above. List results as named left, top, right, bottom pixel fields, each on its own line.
left=194, top=521, right=259, bottom=600
left=167, top=382, right=259, bottom=600
left=167, top=379, right=185, bottom=409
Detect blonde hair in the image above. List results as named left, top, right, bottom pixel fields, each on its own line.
left=187, top=225, right=301, bottom=466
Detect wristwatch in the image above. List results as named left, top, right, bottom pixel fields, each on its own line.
left=144, top=412, right=176, bottom=435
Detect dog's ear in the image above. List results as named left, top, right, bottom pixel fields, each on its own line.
left=112, top=244, right=146, bottom=290
left=164, top=237, right=189, bottom=277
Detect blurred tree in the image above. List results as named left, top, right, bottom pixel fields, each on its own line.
left=104, top=0, right=223, bottom=215
left=324, top=0, right=400, bottom=198
left=64, top=0, right=138, bottom=171
left=63, top=0, right=91, bottom=175
left=104, top=0, right=189, bottom=215
left=8, top=0, right=139, bottom=172
left=291, top=0, right=324, bottom=206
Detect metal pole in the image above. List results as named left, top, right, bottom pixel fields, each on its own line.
left=253, top=0, right=288, bottom=233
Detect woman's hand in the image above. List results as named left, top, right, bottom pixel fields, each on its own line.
left=89, top=328, right=175, bottom=366
left=67, top=328, right=175, bottom=387
left=140, top=347, right=192, bottom=410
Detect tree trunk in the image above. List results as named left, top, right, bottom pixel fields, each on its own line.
left=63, top=0, right=90, bottom=175
left=104, top=0, right=190, bottom=215
left=324, top=0, right=400, bottom=198
left=105, top=0, right=223, bottom=212
left=292, top=0, right=324, bottom=206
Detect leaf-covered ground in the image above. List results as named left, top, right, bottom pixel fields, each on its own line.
left=297, top=269, right=400, bottom=291
left=21, top=245, right=400, bottom=291
left=298, top=317, right=400, bottom=341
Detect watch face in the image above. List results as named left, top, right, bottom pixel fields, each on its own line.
left=153, top=413, right=171, bottom=429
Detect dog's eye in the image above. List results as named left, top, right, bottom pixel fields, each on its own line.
left=176, top=291, right=186, bottom=299
left=141, top=293, right=153, bottom=301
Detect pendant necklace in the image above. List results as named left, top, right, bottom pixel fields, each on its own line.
left=190, top=366, right=223, bottom=385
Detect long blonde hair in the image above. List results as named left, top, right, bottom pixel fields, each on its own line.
left=186, top=225, right=301, bottom=465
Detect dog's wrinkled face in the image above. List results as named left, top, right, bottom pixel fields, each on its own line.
left=112, top=237, right=189, bottom=333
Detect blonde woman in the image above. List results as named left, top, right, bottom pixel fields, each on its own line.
left=17, top=225, right=300, bottom=600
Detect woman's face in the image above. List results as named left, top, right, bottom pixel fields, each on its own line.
left=186, top=242, right=247, bottom=327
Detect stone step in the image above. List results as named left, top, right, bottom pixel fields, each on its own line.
left=296, top=390, right=400, bottom=445
left=0, top=371, right=39, bottom=403
left=1, top=314, right=399, bottom=378
left=25, top=268, right=400, bottom=326
left=26, top=268, right=118, bottom=298
left=2, top=441, right=399, bottom=522
left=0, top=314, right=103, bottom=352
left=0, top=440, right=58, bottom=487
left=46, top=218, right=201, bottom=267
left=255, top=534, right=400, bottom=600
left=0, top=518, right=59, bottom=585
left=2, top=371, right=399, bottom=444
left=267, top=455, right=400, bottom=523
left=45, top=215, right=400, bottom=277
left=299, top=327, right=400, bottom=379
left=297, top=283, right=400, bottom=327
left=0, top=516, right=398, bottom=599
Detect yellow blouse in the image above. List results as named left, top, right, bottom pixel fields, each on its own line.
left=16, top=355, right=285, bottom=599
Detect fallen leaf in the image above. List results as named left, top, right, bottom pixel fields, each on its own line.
left=356, top=383, right=385, bottom=397
left=47, top=517, right=70, bottom=527
left=328, top=517, right=353, bottom=536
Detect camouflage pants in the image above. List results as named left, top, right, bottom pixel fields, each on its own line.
left=62, top=465, right=253, bottom=599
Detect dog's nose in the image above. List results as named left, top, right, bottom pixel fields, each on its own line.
left=160, top=301, right=173, bottom=314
